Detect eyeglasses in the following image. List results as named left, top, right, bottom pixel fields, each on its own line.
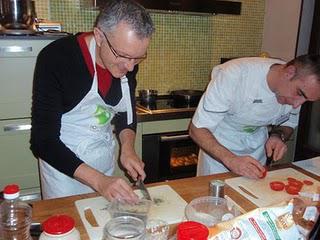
left=101, top=30, right=147, bottom=64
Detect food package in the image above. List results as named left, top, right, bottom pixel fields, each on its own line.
left=208, top=198, right=319, bottom=240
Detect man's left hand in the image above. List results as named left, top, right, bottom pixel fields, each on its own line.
left=265, top=136, right=288, bottom=161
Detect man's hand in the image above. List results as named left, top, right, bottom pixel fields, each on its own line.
left=96, top=175, right=139, bottom=203
left=224, top=156, right=266, bottom=179
left=120, top=149, right=145, bottom=181
left=74, top=163, right=139, bottom=203
left=265, top=135, right=288, bottom=161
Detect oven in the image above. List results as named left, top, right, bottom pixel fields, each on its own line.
left=142, top=130, right=199, bottom=183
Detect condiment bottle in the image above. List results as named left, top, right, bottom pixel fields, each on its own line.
left=39, top=215, right=80, bottom=240
left=0, top=184, right=32, bottom=240
left=176, top=221, right=209, bottom=240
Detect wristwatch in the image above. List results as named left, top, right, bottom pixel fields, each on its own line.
left=270, top=130, right=286, bottom=142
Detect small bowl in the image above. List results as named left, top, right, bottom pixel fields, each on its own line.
left=185, top=196, right=236, bottom=227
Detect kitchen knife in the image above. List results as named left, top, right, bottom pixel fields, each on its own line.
left=238, top=185, right=259, bottom=199
left=135, top=179, right=152, bottom=201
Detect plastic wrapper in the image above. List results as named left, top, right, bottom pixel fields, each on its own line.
left=208, top=198, right=320, bottom=240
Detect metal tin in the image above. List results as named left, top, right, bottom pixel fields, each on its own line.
left=209, top=180, right=225, bottom=198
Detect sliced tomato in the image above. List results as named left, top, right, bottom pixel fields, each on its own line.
left=287, top=177, right=298, bottom=182
left=270, top=181, right=285, bottom=191
left=285, top=185, right=300, bottom=195
left=259, top=167, right=267, bottom=179
left=303, top=180, right=314, bottom=185
left=288, top=180, right=303, bottom=190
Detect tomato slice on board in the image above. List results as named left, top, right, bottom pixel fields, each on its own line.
left=287, top=180, right=303, bottom=190
left=287, top=177, right=298, bottom=182
left=303, top=180, right=314, bottom=185
left=259, top=167, right=267, bottom=179
left=285, top=185, right=300, bottom=195
left=270, top=181, right=285, bottom=191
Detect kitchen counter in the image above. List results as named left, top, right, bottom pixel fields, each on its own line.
left=32, top=164, right=319, bottom=239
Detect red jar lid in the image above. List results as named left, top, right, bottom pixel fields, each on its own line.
left=43, top=215, right=75, bottom=235
left=177, top=221, right=209, bottom=240
left=3, top=184, right=19, bottom=194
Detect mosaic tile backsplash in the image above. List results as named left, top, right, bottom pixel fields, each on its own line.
left=35, top=0, right=265, bottom=94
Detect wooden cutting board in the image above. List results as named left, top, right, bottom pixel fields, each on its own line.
left=75, top=185, right=187, bottom=240
left=225, top=168, right=320, bottom=207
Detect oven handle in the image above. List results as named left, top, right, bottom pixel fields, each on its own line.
left=160, top=134, right=190, bottom=142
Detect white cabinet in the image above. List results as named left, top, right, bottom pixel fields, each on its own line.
left=0, top=39, right=53, bottom=196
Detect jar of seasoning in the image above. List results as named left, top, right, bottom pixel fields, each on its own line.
left=209, top=179, right=225, bottom=198
left=39, top=215, right=80, bottom=240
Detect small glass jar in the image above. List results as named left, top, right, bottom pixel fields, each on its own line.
left=103, top=216, right=146, bottom=240
left=39, top=215, right=80, bottom=240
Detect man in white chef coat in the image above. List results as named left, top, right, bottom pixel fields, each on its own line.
left=189, top=55, right=320, bottom=179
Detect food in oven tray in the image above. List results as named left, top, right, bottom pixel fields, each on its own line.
left=171, top=153, right=198, bottom=168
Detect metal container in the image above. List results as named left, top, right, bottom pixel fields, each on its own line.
left=170, top=89, right=203, bottom=107
left=0, top=0, right=34, bottom=29
left=209, top=179, right=225, bottom=198
left=138, top=89, right=158, bottom=104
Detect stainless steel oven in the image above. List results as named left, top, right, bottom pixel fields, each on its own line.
left=142, top=130, right=198, bottom=183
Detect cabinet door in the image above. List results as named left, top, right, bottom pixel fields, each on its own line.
left=0, top=40, right=53, bottom=119
left=0, top=118, right=40, bottom=192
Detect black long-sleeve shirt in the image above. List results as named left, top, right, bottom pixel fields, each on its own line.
left=30, top=34, right=137, bottom=177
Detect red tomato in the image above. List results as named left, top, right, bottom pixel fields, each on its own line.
left=288, top=180, right=303, bottom=190
left=259, top=167, right=267, bottom=179
left=269, top=181, right=285, bottom=191
left=287, top=177, right=298, bottom=182
left=285, top=185, right=300, bottom=195
left=303, top=180, right=314, bottom=185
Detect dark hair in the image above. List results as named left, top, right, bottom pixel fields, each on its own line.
left=95, top=0, right=155, bottom=39
left=286, top=54, right=320, bottom=81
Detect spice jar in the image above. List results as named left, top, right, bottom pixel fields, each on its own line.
left=39, top=215, right=80, bottom=240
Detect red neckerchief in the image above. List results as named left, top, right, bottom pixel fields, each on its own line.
left=77, top=32, right=112, bottom=97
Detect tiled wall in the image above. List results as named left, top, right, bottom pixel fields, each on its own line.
left=35, top=0, right=265, bottom=94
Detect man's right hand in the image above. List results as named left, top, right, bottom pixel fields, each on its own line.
left=224, top=155, right=265, bottom=179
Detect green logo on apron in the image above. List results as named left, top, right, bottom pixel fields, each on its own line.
left=243, top=126, right=258, bottom=133
left=94, top=105, right=112, bottom=125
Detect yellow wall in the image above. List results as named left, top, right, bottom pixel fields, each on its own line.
left=36, top=0, right=265, bottom=94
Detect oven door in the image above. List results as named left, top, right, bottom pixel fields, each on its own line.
left=142, top=131, right=198, bottom=183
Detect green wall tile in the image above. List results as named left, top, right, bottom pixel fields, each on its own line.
left=35, top=0, right=265, bottom=95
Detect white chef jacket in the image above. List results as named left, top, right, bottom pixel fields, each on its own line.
left=192, top=57, right=300, bottom=176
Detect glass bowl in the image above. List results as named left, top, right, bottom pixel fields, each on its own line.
left=185, top=196, right=236, bottom=227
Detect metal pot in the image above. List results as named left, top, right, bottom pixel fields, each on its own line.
left=170, top=89, right=203, bottom=107
left=138, top=89, right=158, bottom=104
left=0, top=0, right=34, bottom=30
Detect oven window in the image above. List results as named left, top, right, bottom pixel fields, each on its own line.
left=170, top=145, right=198, bottom=168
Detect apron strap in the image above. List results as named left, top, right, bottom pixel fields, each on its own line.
left=120, top=76, right=133, bottom=125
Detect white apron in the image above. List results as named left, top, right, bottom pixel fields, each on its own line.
left=39, top=38, right=133, bottom=199
left=197, top=83, right=292, bottom=176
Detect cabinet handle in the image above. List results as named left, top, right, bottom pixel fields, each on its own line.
left=4, top=124, right=31, bottom=132
left=0, top=46, right=33, bottom=53
left=160, top=134, right=190, bottom=142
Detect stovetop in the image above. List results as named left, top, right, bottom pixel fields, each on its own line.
left=136, top=96, right=197, bottom=114
left=0, top=29, right=72, bottom=40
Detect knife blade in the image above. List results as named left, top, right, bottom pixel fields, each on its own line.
left=135, top=179, right=152, bottom=201
left=238, top=185, right=259, bottom=199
